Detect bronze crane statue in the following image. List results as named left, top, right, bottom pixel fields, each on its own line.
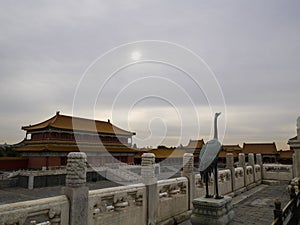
left=199, top=112, right=223, bottom=199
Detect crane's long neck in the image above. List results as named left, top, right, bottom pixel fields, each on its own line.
left=214, top=115, right=219, bottom=140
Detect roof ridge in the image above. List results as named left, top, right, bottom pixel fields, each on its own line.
left=50, top=111, right=61, bottom=126
left=58, top=112, right=109, bottom=124
left=22, top=114, right=57, bottom=130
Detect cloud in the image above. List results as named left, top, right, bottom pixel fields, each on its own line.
left=0, top=1, right=299, bottom=150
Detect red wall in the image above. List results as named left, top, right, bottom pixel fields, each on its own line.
left=127, top=156, right=134, bottom=164
left=28, top=157, right=47, bottom=169
left=0, top=158, right=28, bottom=170
left=28, top=156, right=63, bottom=169
left=0, top=155, right=134, bottom=170
left=47, top=157, right=61, bottom=167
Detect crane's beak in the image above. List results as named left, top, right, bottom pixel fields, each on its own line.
left=216, top=112, right=221, bottom=117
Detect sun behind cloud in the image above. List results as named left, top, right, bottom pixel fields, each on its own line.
left=131, top=51, right=142, bottom=61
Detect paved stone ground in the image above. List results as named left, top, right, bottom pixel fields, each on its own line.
left=0, top=180, right=120, bottom=205
left=180, top=184, right=290, bottom=225
left=232, top=184, right=289, bottom=225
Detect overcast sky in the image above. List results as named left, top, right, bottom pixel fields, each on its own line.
left=1, top=1, right=300, bottom=150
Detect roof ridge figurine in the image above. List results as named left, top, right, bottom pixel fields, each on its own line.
left=199, top=112, right=223, bottom=199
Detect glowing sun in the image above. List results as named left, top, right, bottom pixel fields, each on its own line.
left=131, top=51, right=142, bottom=61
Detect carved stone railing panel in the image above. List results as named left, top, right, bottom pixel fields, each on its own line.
left=89, top=183, right=146, bottom=225
left=264, top=164, right=292, bottom=172
left=255, top=165, right=261, bottom=173
left=158, top=177, right=187, bottom=198
left=157, top=177, right=189, bottom=223
left=234, top=167, right=245, bottom=191
left=218, top=169, right=232, bottom=195
left=254, top=165, right=262, bottom=182
left=246, top=166, right=253, bottom=175
left=0, top=195, right=69, bottom=225
left=218, top=169, right=231, bottom=182
left=263, top=164, right=293, bottom=181
left=245, top=165, right=254, bottom=186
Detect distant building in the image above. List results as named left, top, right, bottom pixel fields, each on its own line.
left=277, top=149, right=293, bottom=164
left=8, top=113, right=295, bottom=171
left=13, top=112, right=137, bottom=169
left=134, top=148, right=186, bottom=165
left=183, top=139, right=205, bottom=167
left=242, top=142, right=279, bottom=163
left=218, top=144, right=243, bottom=164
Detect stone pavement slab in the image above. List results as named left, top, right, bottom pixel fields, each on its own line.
left=232, top=184, right=289, bottom=225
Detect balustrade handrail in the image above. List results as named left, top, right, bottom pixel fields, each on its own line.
left=271, top=217, right=279, bottom=225
left=282, top=198, right=295, bottom=215
left=271, top=180, right=300, bottom=225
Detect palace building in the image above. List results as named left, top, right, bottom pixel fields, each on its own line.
left=218, top=144, right=243, bottom=164
left=242, top=142, right=278, bottom=163
left=183, top=139, right=205, bottom=167
left=134, top=148, right=186, bottom=165
left=13, top=112, right=137, bottom=169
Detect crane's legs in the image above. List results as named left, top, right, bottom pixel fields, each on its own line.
left=204, top=173, right=213, bottom=198
left=214, top=163, right=223, bottom=199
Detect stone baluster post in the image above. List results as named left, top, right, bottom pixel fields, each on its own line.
left=28, top=173, right=34, bottom=190
left=248, top=153, right=254, bottom=167
left=256, top=153, right=263, bottom=167
left=288, top=117, right=300, bottom=177
left=248, top=153, right=255, bottom=183
left=293, top=153, right=296, bottom=178
left=256, top=154, right=263, bottom=180
left=226, top=153, right=235, bottom=194
left=295, top=149, right=300, bottom=177
left=181, top=153, right=194, bottom=209
left=298, top=116, right=300, bottom=139
left=141, top=153, right=157, bottom=225
left=273, top=199, right=282, bottom=225
left=238, top=153, right=246, bottom=188
left=65, top=152, right=88, bottom=225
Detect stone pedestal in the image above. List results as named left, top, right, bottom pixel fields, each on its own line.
left=190, top=196, right=234, bottom=225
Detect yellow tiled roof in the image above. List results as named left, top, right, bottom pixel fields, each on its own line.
left=242, top=142, right=278, bottom=154
left=22, top=112, right=135, bottom=136
left=222, top=144, right=242, bottom=151
left=184, top=139, right=205, bottom=149
left=219, top=144, right=242, bottom=158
